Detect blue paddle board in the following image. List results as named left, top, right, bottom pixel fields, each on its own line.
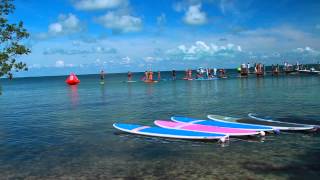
left=113, top=123, right=226, bottom=140
left=171, top=116, right=274, bottom=131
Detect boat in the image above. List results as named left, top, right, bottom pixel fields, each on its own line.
left=208, top=114, right=315, bottom=131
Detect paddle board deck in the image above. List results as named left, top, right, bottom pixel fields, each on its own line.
left=208, top=114, right=314, bottom=131
left=248, top=113, right=319, bottom=128
left=154, top=120, right=260, bottom=136
left=171, top=116, right=273, bottom=131
left=113, top=123, right=226, bottom=140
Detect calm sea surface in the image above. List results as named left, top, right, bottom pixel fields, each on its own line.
left=0, top=71, right=320, bottom=179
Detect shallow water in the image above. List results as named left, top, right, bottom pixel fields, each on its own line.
left=0, top=72, right=320, bottom=179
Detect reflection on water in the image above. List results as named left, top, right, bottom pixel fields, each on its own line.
left=255, top=77, right=264, bottom=89
left=68, top=85, right=79, bottom=107
left=100, top=82, right=107, bottom=101
left=127, top=82, right=132, bottom=98
left=145, top=83, right=155, bottom=96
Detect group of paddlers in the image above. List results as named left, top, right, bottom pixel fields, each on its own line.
left=239, top=63, right=265, bottom=77
left=124, top=68, right=227, bottom=81
left=142, top=71, right=159, bottom=81
left=239, top=61, right=313, bottom=77
left=189, top=68, right=226, bottom=79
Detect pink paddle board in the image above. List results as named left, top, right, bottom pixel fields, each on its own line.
left=154, top=120, right=260, bottom=136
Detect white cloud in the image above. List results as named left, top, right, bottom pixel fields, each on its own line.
left=37, top=13, right=84, bottom=39
left=183, top=4, right=207, bottom=25
left=95, top=12, right=142, bottom=33
left=219, top=0, right=236, bottom=15
left=120, top=56, right=131, bottom=64
left=43, top=46, right=117, bottom=55
left=72, top=0, right=127, bottom=10
left=294, top=46, right=320, bottom=56
left=168, top=41, right=243, bottom=60
left=55, top=60, right=65, bottom=67
left=157, top=13, right=166, bottom=26
left=29, top=64, right=42, bottom=69
left=240, top=26, right=307, bottom=41
left=173, top=1, right=185, bottom=12
left=48, top=23, right=63, bottom=34
left=65, top=64, right=75, bottom=67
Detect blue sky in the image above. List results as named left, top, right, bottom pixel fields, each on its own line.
left=9, top=0, right=320, bottom=76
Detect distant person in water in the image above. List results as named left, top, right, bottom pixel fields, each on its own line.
left=149, top=71, right=153, bottom=81
left=100, top=70, right=105, bottom=80
left=158, top=71, right=161, bottom=80
left=219, top=69, right=226, bottom=78
left=188, top=69, right=192, bottom=79
left=144, top=71, right=148, bottom=81
left=172, top=70, right=176, bottom=80
left=128, top=71, right=132, bottom=81
left=8, top=72, right=13, bottom=80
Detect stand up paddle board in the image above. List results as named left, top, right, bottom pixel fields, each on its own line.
left=113, top=123, right=227, bottom=140
left=248, top=113, right=319, bottom=128
left=171, top=116, right=274, bottom=132
left=208, top=114, right=314, bottom=131
left=194, top=78, right=218, bottom=81
left=154, top=120, right=260, bottom=136
left=144, top=80, right=158, bottom=83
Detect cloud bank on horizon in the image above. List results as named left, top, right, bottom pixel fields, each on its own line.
left=11, top=0, right=320, bottom=76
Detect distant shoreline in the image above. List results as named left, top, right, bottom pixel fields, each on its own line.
left=1, top=63, right=319, bottom=79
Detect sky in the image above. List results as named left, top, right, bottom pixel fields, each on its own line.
left=8, top=0, right=320, bottom=76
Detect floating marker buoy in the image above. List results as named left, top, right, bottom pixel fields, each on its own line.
left=66, top=73, right=80, bottom=85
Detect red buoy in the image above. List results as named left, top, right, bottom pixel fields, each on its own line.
left=66, top=73, right=80, bottom=85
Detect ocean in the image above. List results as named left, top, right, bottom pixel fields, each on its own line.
left=0, top=71, right=320, bottom=179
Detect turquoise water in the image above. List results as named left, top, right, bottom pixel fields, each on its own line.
left=0, top=72, right=320, bottom=179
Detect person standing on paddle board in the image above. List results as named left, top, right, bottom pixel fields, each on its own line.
left=172, top=70, right=176, bottom=80
left=149, top=71, right=153, bottom=81
left=143, top=71, right=148, bottom=81
left=100, top=70, right=105, bottom=80
left=188, top=69, right=192, bottom=79
left=128, top=71, right=132, bottom=81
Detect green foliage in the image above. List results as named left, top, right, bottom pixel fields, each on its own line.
left=0, top=0, right=30, bottom=78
